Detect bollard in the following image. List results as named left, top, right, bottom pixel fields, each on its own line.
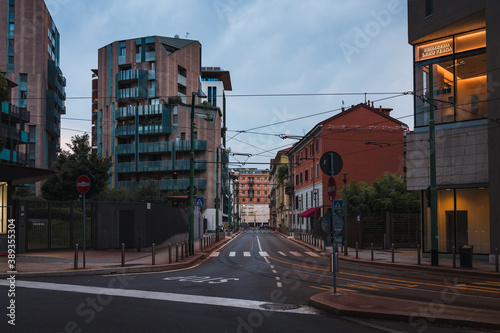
left=181, top=241, right=184, bottom=260
left=176, top=243, right=179, bottom=262
left=452, top=246, right=456, bottom=268
left=152, top=243, right=156, bottom=265
left=184, top=240, right=188, bottom=258
left=121, top=243, right=125, bottom=267
left=496, top=248, right=499, bottom=273
left=371, top=243, right=374, bottom=261
left=355, top=242, right=358, bottom=259
left=391, top=243, right=395, bottom=263
left=344, top=241, right=348, bottom=256
left=168, top=243, right=172, bottom=264
left=74, top=244, right=79, bottom=269
left=417, top=244, right=421, bottom=265
left=200, top=237, right=202, bottom=251
left=137, top=238, right=141, bottom=252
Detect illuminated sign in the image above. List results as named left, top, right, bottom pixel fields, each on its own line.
left=416, top=38, right=453, bottom=61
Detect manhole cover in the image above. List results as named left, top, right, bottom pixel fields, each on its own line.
left=260, top=303, right=300, bottom=311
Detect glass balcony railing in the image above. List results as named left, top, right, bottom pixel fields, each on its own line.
left=115, top=144, right=135, bottom=155
left=116, top=69, right=147, bottom=83
left=116, top=87, right=148, bottom=101
left=116, top=179, right=207, bottom=191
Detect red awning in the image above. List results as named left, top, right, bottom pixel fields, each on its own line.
left=299, top=207, right=321, bottom=217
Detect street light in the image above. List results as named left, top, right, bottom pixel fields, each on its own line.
left=189, top=88, right=207, bottom=255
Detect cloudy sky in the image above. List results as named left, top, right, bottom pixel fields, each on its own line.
left=50, top=0, right=413, bottom=168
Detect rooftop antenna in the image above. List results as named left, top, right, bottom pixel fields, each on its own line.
left=185, top=32, right=191, bottom=38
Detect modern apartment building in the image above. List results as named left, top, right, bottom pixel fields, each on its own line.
left=406, top=0, right=499, bottom=258
left=287, top=102, right=408, bottom=233
left=232, top=168, right=270, bottom=227
left=0, top=0, right=66, bottom=171
left=92, top=36, right=229, bottom=229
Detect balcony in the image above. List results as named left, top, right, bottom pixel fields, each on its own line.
left=138, top=160, right=174, bottom=172
left=137, top=140, right=206, bottom=154
left=1, top=102, right=30, bottom=122
left=116, top=69, right=147, bottom=83
left=0, top=127, right=29, bottom=143
left=115, top=144, right=135, bottom=155
left=174, top=159, right=207, bottom=171
left=116, top=87, right=148, bottom=101
left=115, top=162, right=136, bottom=173
left=116, top=179, right=207, bottom=191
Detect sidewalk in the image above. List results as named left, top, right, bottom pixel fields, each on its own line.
left=289, top=235, right=500, bottom=330
left=0, top=234, right=234, bottom=279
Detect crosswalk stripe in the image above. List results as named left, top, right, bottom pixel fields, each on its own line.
left=259, top=251, right=269, bottom=257
left=290, top=251, right=302, bottom=257
left=229, top=251, right=236, bottom=257
left=278, top=251, right=287, bottom=256
left=305, top=251, right=320, bottom=257
left=210, top=252, right=220, bottom=258
left=243, top=252, right=251, bottom=257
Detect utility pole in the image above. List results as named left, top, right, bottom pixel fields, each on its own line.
left=428, top=66, right=439, bottom=266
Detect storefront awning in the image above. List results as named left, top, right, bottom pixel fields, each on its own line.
left=0, top=162, right=56, bottom=185
left=299, top=207, right=321, bottom=217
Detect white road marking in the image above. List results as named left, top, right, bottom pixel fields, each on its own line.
left=259, top=251, right=269, bottom=257
left=243, top=252, right=251, bottom=257
left=278, top=251, right=287, bottom=256
left=210, top=252, right=220, bottom=258
left=272, top=270, right=277, bottom=274
left=276, top=282, right=282, bottom=288
left=305, top=252, right=320, bottom=257
left=0, top=280, right=319, bottom=315
left=229, top=251, right=236, bottom=257
left=290, top=251, right=303, bottom=257
left=257, top=236, right=263, bottom=252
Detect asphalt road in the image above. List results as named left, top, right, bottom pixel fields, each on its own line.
left=0, top=229, right=492, bottom=332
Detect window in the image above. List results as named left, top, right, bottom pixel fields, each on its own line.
left=20, top=91, right=27, bottom=99
left=310, top=143, right=313, bottom=156
left=296, top=175, right=299, bottom=185
left=305, top=170, right=309, bottom=182
left=425, top=0, right=433, bottom=17
left=119, top=47, right=126, bottom=57
left=257, top=198, right=260, bottom=203
left=316, top=138, right=319, bottom=152
left=9, top=23, right=14, bottom=32
left=316, top=163, right=319, bottom=178
left=181, top=132, right=186, bottom=140
left=193, top=132, right=197, bottom=140
left=305, top=148, right=308, bottom=158
left=300, top=172, right=303, bottom=184
left=414, top=29, right=487, bottom=126
left=20, top=74, right=27, bottom=82
left=310, top=167, right=313, bottom=180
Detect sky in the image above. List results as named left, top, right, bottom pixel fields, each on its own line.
left=50, top=0, right=414, bottom=168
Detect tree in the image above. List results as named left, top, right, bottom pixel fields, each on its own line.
left=342, top=172, right=420, bottom=216
left=0, top=71, right=9, bottom=102
left=42, top=134, right=113, bottom=200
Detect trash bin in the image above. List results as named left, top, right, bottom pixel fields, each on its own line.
left=459, top=245, right=473, bottom=268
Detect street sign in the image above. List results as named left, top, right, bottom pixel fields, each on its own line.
left=76, top=175, right=91, bottom=194
left=334, top=236, right=342, bottom=244
left=288, top=210, right=292, bottom=215
left=321, top=213, right=332, bottom=234
left=333, top=200, right=343, bottom=211
left=319, top=151, right=343, bottom=176
left=195, top=197, right=205, bottom=207
left=332, top=212, right=344, bottom=236
left=327, top=177, right=337, bottom=201
left=73, top=172, right=96, bottom=200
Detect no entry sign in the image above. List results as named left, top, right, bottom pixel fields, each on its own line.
left=76, top=175, right=91, bottom=194
left=327, top=177, right=337, bottom=201
left=74, top=172, right=96, bottom=199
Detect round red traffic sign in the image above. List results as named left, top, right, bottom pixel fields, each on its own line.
left=327, top=177, right=337, bottom=201
left=76, top=175, right=91, bottom=194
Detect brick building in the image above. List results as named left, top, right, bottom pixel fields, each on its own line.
left=232, top=168, right=270, bottom=227
left=287, top=102, right=408, bottom=233
left=0, top=0, right=66, bottom=171
left=92, top=36, right=229, bottom=229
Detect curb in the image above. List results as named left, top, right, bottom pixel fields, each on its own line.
left=309, top=292, right=500, bottom=331
left=1, top=236, right=234, bottom=279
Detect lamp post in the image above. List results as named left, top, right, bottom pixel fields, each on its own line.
left=189, top=88, right=206, bottom=255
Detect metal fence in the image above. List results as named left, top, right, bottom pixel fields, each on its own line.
left=24, top=201, right=96, bottom=252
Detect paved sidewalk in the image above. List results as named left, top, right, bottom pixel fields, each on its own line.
left=0, top=234, right=233, bottom=278
left=289, top=235, right=500, bottom=330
